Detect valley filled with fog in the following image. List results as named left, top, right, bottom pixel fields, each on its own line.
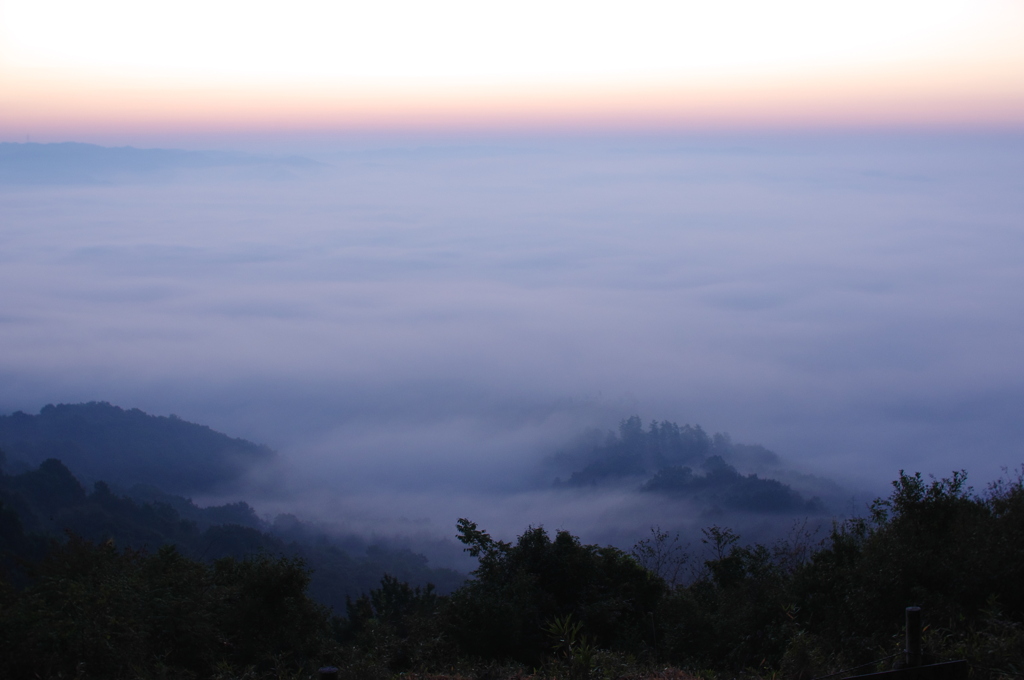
left=1, top=133, right=1022, bottom=563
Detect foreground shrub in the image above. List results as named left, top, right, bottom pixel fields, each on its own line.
left=448, top=519, right=666, bottom=665
left=0, top=536, right=338, bottom=678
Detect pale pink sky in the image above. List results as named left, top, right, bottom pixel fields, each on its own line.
left=2, top=0, right=1023, bottom=140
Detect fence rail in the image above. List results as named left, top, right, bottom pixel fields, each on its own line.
left=845, top=607, right=967, bottom=680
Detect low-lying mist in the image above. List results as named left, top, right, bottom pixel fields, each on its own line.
left=2, top=132, right=1022, bottom=567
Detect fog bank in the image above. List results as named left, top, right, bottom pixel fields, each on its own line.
left=1, top=132, right=1022, bottom=548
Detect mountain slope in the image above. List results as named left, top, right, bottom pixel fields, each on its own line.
left=0, top=402, right=273, bottom=494
left=552, top=416, right=829, bottom=514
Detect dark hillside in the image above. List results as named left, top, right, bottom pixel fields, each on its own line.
left=0, top=456, right=465, bottom=612
left=553, top=416, right=827, bottom=514
left=3, top=455, right=1023, bottom=679
left=0, top=402, right=273, bottom=494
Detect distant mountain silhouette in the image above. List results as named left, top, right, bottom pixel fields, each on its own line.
left=0, top=402, right=273, bottom=494
left=552, top=416, right=826, bottom=514
left=640, top=455, right=824, bottom=513
left=0, top=142, right=325, bottom=184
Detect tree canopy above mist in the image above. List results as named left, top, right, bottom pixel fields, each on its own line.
left=641, top=456, right=824, bottom=513
left=554, top=416, right=825, bottom=514
left=0, top=456, right=464, bottom=612
left=0, top=142, right=324, bottom=184
left=0, top=402, right=273, bottom=494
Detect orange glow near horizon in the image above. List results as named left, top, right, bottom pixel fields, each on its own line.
left=3, top=71, right=1022, bottom=141
left=2, top=0, right=1023, bottom=141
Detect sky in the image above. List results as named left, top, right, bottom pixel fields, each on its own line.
left=1, top=1, right=1023, bottom=548
left=1, top=0, right=1023, bottom=139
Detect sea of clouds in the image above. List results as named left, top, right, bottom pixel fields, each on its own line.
left=1, top=131, right=1022, bottom=553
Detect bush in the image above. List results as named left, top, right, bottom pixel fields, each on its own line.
left=0, top=535, right=338, bottom=678
left=448, top=519, right=665, bottom=664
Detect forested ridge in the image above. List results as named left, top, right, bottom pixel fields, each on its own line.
left=0, top=454, right=464, bottom=614
left=553, top=416, right=829, bottom=514
left=0, top=404, right=831, bottom=514
left=2, top=455, right=1023, bottom=679
left=0, top=402, right=274, bottom=494
left=1, top=405, right=1022, bottom=679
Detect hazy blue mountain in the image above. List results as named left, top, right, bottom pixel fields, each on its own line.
left=640, top=455, right=824, bottom=513
left=0, top=402, right=273, bottom=494
left=0, top=142, right=324, bottom=184
left=552, top=416, right=827, bottom=514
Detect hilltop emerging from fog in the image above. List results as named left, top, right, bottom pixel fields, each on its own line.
left=0, top=402, right=273, bottom=494
left=552, top=416, right=829, bottom=513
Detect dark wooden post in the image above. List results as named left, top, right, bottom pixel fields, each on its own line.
left=906, top=606, right=922, bottom=667
left=318, top=666, right=339, bottom=680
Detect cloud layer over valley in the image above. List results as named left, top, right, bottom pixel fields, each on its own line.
left=1, top=132, right=1022, bottom=552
